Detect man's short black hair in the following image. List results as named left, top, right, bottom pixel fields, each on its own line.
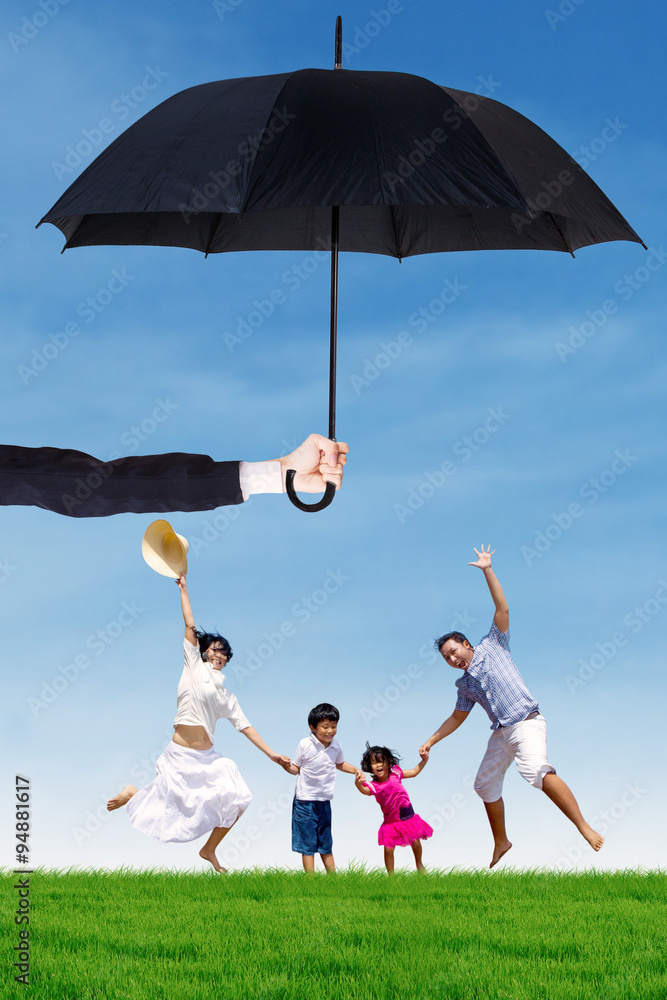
left=308, top=703, right=340, bottom=728
left=434, top=630, right=470, bottom=653
left=194, top=629, right=233, bottom=662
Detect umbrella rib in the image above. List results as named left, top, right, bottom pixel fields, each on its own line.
left=390, top=204, right=402, bottom=261
left=204, top=213, right=223, bottom=257
left=546, top=212, right=576, bottom=258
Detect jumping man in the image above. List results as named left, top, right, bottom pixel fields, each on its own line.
left=420, top=545, right=604, bottom=868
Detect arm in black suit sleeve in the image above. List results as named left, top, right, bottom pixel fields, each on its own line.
left=0, top=446, right=243, bottom=517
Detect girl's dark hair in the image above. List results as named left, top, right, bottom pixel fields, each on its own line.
left=194, top=629, right=233, bottom=662
left=434, top=630, right=470, bottom=652
left=360, top=742, right=401, bottom=775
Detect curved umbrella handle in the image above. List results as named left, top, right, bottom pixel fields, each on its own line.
left=285, top=469, right=336, bottom=512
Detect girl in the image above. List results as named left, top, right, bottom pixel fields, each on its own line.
left=107, top=574, right=289, bottom=871
left=355, top=743, right=433, bottom=873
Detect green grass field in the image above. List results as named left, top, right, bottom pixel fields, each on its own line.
left=4, top=868, right=666, bottom=999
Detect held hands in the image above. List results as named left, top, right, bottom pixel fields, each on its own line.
left=271, top=753, right=292, bottom=768
left=468, top=545, right=496, bottom=571
left=278, top=434, right=349, bottom=494
left=419, top=746, right=430, bottom=763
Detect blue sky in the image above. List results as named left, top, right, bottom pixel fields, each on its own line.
left=2, top=0, right=665, bottom=875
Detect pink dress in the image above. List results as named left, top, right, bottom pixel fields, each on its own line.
left=364, top=766, right=434, bottom=848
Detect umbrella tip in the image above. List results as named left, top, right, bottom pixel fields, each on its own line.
left=335, top=15, right=342, bottom=69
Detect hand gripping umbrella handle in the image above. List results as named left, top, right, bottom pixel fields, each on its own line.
left=285, top=470, right=336, bottom=512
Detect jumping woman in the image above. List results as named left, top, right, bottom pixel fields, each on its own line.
left=107, top=574, right=289, bottom=871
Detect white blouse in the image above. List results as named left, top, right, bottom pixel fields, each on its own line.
left=173, top=639, right=251, bottom=743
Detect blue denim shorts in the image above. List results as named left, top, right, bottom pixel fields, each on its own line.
left=291, top=798, right=333, bottom=855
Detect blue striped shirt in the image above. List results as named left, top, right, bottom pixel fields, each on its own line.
left=454, top=621, right=539, bottom=729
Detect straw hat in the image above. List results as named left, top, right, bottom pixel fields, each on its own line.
left=142, top=519, right=189, bottom=578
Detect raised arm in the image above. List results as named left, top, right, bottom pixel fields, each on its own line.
left=176, top=575, right=197, bottom=647
left=420, top=709, right=469, bottom=754
left=469, top=545, right=509, bottom=633
left=401, top=746, right=430, bottom=779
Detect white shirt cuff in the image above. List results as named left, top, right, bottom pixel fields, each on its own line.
left=238, top=460, right=283, bottom=501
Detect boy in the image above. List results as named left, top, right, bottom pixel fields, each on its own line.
left=282, top=703, right=361, bottom=872
left=420, top=545, right=604, bottom=868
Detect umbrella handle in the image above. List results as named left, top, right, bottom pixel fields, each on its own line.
left=285, top=470, right=336, bottom=512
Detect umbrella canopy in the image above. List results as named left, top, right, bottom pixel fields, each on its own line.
left=39, top=25, right=643, bottom=510
left=40, top=68, right=642, bottom=257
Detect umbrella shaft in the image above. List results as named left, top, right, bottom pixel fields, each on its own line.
left=328, top=205, right=339, bottom=440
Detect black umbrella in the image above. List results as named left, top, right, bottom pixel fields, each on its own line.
left=39, top=17, right=644, bottom=511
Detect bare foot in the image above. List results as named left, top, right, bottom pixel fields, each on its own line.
left=199, top=847, right=227, bottom=873
left=416, top=863, right=426, bottom=873
left=581, top=824, right=604, bottom=851
left=106, top=785, right=138, bottom=811
left=490, top=839, right=512, bottom=868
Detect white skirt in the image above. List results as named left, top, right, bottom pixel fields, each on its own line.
left=126, top=741, right=252, bottom=843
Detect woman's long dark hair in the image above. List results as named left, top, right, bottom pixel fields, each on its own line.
left=193, top=629, right=233, bottom=662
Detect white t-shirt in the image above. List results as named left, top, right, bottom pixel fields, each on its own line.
left=173, top=638, right=251, bottom=743
left=293, top=733, right=344, bottom=801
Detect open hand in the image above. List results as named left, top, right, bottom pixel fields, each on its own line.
left=279, top=434, right=349, bottom=494
left=468, top=545, right=496, bottom=571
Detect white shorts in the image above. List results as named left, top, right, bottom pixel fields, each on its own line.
left=473, top=712, right=555, bottom=803
left=126, top=741, right=252, bottom=843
